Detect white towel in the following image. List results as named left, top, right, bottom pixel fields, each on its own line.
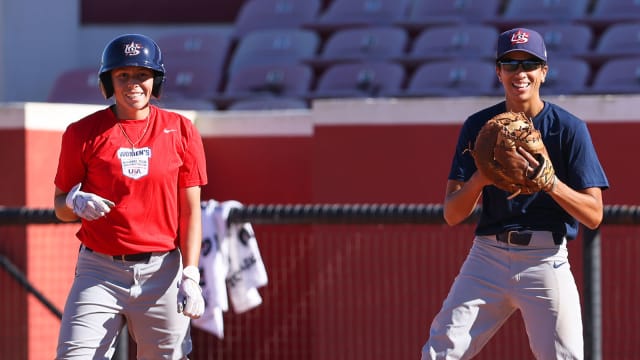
left=191, top=200, right=268, bottom=338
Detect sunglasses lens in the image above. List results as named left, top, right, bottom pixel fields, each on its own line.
left=502, top=62, right=519, bottom=71
left=521, top=61, right=541, bottom=71
left=500, top=60, right=542, bottom=72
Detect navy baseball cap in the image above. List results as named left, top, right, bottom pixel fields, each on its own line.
left=496, top=28, right=547, bottom=62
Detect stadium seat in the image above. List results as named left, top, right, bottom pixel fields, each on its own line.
left=227, top=29, right=320, bottom=75
left=399, top=0, right=501, bottom=31
left=400, top=24, right=498, bottom=67
left=585, top=0, right=640, bottom=30
left=307, top=26, right=409, bottom=69
left=313, top=62, right=406, bottom=98
left=589, top=57, right=640, bottom=94
left=161, top=62, right=223, bottom=102
left=594, top=23, right=640, bottom=57
left=227, top=97, right=309, bottom=111
left=540, top=58, right=591, bottom=96
left=403, top=60, right=497, bottom=97
left=156, top=32, right=231, bottom=60
left=308, top=0, right=413, bottom=34
left=47, top=67, right=110, bottom=105
left=156, top=32, right=231, bottom=96
left=521, top=23, right=594, bottom=59
left=582, top=23, right=640, bottom=67
left=218, top=63, right=314, bottom=107
left=232, top=0, right=322, bottom=38
left=497, top=0, right=590, bottom=25
left=155, top=97, right=217, bottom=111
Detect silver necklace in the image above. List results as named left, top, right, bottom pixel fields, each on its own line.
left=117, top=118, right=150, bottom=151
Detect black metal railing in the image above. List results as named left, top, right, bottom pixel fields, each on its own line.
left=3, top=203, right=638, bottom=360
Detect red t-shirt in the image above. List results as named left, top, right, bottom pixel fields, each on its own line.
left=55, top=105, right=208, bottom=254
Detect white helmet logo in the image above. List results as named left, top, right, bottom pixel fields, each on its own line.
left=124, top=41, right=142, bottom=56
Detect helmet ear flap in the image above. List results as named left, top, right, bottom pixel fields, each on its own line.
left=151, top=73, right=164, bottom=98
left=99, top=72, right=114, bottom=99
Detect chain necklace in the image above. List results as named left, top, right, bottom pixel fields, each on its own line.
left=117, top=118, right=150, bottom=151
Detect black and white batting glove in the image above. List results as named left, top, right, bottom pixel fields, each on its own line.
left=179, top=265, right=205, bottom=319
left=65, top=183, right=115, bottom=221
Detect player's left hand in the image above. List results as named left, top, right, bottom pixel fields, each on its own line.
left=178, top=265, right=204, bottom=319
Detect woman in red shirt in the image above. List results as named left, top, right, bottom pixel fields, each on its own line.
left=53, top=33, right=208, bottom=359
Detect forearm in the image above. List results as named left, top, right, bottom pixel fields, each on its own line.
left=53, top=188, right=79, bottom=222
left=443, top=173, right=487, bottom=226
left=178, top=186, right=202, bottom=268
left=547, top=179, right=603, bottom=230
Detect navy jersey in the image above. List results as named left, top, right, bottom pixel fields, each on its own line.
left=448, top=101, right=609, bottom=239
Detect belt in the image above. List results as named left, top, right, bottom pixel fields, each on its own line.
left=495, top=231, right=564, bottom=246
left=84, top=246, right=153, bottom=262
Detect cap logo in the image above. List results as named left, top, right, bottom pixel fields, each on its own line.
left=510, top=30, right=530, bottom=45
left=124, top=41, right=142, bottom=56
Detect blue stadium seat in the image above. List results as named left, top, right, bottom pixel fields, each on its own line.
left=540, top=58, right=591, bottom=96
left=227, top=97, right=309, bottom=111
left=227, top=29, right=320, bottom=75
left=47, top=67, right=110, bottom=105
left=584, top=0, right=640, bottom=31
left=232, top=0, right=322, bottom=38
left=156, top=32, right=231, bottom=96
left=313, top=62, right=406, bottom=98
left=399, top=0, right=501, bottom=31
left=583, top=23, right=640, bottom=67
left=403, top=60, right=497, bottom=97
left=308, top=26, right=409, bottom=70
left=521, top=23, right=594, bottom=59
left=162, top=62, right=223, bottom=100
left=308, top=0, right=413, bottom=34
left=594, top=23, right=640, bottom=57
left=400, top=24, right=498, bottom=67
left=218, top=63, right=314, bottom=108
left=155, top=97, right=217, bottom=111
left=589, top=57, right=640, bottom=94
left=497, top=0, right=590, bottom=25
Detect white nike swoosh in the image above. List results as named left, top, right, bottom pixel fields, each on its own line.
left=163, top=129, right=177, bottom=133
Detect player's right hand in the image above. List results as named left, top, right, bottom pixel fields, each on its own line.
left=179, top=265, right=205, bottom=319
left=65, top=183, right=115, bottom=221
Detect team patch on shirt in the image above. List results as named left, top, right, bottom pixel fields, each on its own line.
left=117, top=147, right=151, bottom=179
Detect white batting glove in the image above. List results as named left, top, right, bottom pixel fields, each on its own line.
left=65, top=183, right=115, bottom=221
left=178, top=265, right=205, bottom=319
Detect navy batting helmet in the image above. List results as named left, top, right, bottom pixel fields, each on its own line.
left=98, top=34, right=166, bottom=99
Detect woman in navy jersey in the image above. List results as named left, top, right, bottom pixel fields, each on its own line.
left=421, top=28, right=609, bottom=360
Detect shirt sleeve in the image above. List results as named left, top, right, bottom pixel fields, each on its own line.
left=178, top=117, right=208, bottom=188
left=54, top=122, right=87, bottom=192
left=566, top=121, right=609, bottom=190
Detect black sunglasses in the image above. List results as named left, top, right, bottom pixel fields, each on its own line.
left=497, top=59, right=544, bottom=72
